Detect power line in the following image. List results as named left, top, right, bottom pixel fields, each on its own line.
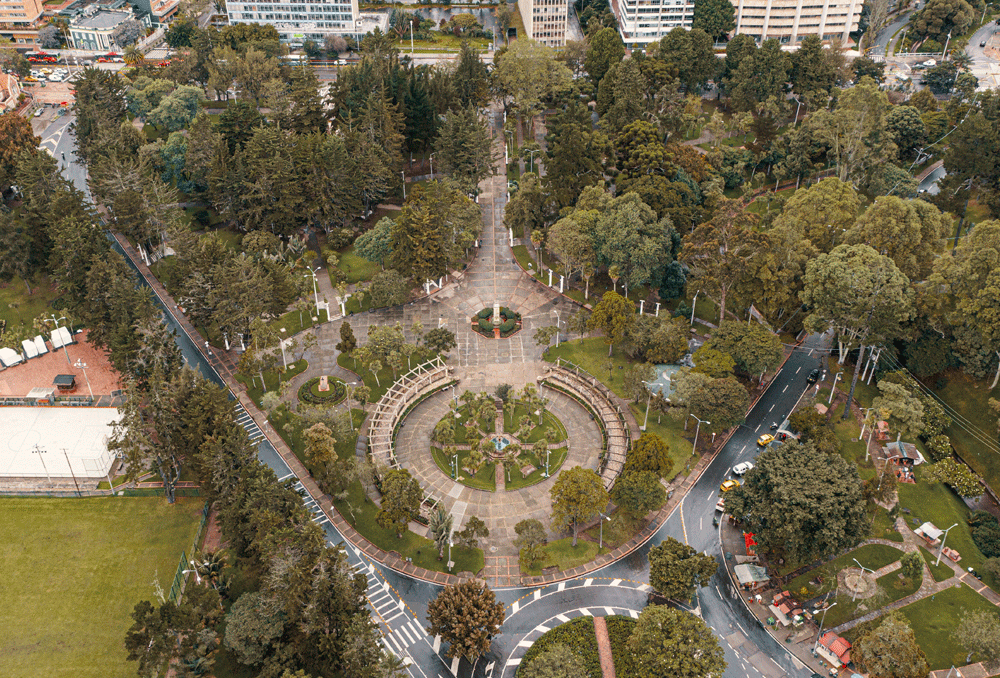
left=875, top=350, right=1000, bottom=455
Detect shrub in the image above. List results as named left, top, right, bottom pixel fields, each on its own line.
left=328, top=227, right=354, bottom=250
left=477, top=308, right=492, bottom=320
left=298, top=376, right=346, bottom=405
left=499, top=319, right=516, bottom=334
left=478, top=318, right=494, bottom=334
left=519, top=616, right=601, bottom=678
left=500, top=306, right=520, bottom=321
left=605, top=616, right=638, bottom=677
left=972, top=524, right=1000, bottom=558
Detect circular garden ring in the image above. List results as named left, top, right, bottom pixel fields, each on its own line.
left=298, top=376, right=347, bottom=406
left=471, top=306, right=522, bottom=339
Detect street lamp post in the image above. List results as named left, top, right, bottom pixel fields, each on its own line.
left=347, top=382, right=358, bottom=431
left=689, top=414, right=710, bottom=455
left=544, top=447, right=550, bottom=478
left=73, top=358, right=93, bottom=402
left=452, top=451, right=458, bottom=479
left=32, top=444, right=51, bottom=485
left=936, top=522, right=959, bottom=566
left=851, top=558, right=877, bottom=602
left=47, top=313, right=70, bottom=363
left=598, top=511, right=611, bottom=550
left=304, top=267, right=320, bottom=316
left=62, top=448, right=81, bottom=496
left=429, top=152, right=436, bottom=180
left=828, top=371, right=843, bottom=404
left=401, top=170, right=406, bottom=200
left=690, top=291, right=699, bottom=325
left=526, top=149, right=541, bottom=174
left=812, top=600, right=839, bottom=652
left=553, top=309, right=561, bottom=348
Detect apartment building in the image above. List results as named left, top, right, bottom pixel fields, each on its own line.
left=517, top=0, right=568, bottom=48
left=610, top=0, right=695, bottom=49
left=0, top=0, right=44, bottom=47
left=224, top=0, right=366, bottom=45
left=732, top=0, right=861, bottom=45
left=129, top=0, right=180, bottom=26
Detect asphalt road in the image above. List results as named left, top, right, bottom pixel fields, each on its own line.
left=872, top=12, right=913, bottom=56
left=53, top=94, right=834, bottom=677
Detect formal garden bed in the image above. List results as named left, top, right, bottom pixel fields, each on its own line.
left=297, top=376, right=347, bottom=405
left=428, top=387, right=567, bottom=491
left=471, top=306, right=521, bottom=338
left=517, top=614, right=641, bottom=677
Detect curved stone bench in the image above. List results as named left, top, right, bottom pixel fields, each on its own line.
left=540, top=362, right=635, bottom=490
left=367, top=356, right=455, bottom=514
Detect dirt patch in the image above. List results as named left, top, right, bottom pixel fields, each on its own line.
left=200, top=508, right=226, bottom=552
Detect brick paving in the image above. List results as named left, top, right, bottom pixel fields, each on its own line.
left=0, top=329, right=121, bottom=397
left=592, top=616, right=617, bottom=678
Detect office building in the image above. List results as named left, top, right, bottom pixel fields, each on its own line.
left=129, top=0, right=180, bottom=26
left=224, top=0, right=380, bottom=45
left=517, top=0, right=568, bottom=48
left=0, top=0, right=44, bottom=47
left=610, top=0, right=694, bottom=49
left=69, top=9, right=148, bottom=51
left=732, top=0, right=861, bottom=45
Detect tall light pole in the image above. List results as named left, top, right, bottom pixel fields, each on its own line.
left=851, top=558, right=877, bottom=602
left=936, top=522, right=959, bottom=566
left=304, top=267, right=320, bottom=316
left=47, top=313, right=70, bottom=363
left=73, top=358, right=93, bottom=402
left=401, top=170, right=406, bottom=200
left=32, top=444, right=51, bottom=485
left=690, top=291, right=699, bottom=325
left=544, top=447, right=550, bottom=478
left=828, top=371, right=843, bottom=404
left=552, top=309, right=561, bottom=348
left=689, top=414, right=710, bottom=455
left=812, top=600, right=838, bottom=652
left=598, top=510, right=611, bottom=550
left=347, top=381, right=358, bottom=431
left=62, top=448, right=81, bottom=496
left=429, top=152, right=436, bottom=180
left=642, top=385, right=652, bottom=431
left=526, top=148, right=541, bottom=174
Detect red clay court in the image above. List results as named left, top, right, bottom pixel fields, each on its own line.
left=0, top=330, right=122, bottom=398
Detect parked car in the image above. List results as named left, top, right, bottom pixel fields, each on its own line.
left=720, top=479, right=741, bottom=492
left=806, top=368, right=820, bottom=384
left=733, top=462, right=755, bottom=476
left=757, top=433, right=774, bottom=447
left=982, top=40, right=988, bottom=47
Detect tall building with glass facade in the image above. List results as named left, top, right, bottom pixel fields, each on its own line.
left=610, top=0, right=695, bottom=48
left=517, top=0, right=568, bottom=48
left=731, top=0, right=860, bottom=45
left=224, top=0, right=360, bottom=45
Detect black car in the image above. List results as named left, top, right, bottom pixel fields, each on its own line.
left=806, top=368, right=820, bottom=384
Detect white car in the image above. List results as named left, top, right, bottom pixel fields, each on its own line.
left=47, top=74, right=62, bottom=82
left=732, top=462, right=755, bottom=476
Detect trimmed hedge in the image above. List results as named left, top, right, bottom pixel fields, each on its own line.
left=499, top=319, right=516, bottom=334
left=519, top=616, right=601, bottom=678
left=298, top=376, right=346, bottom=405
left=605, top=615, right=638, bottom=677
left=478, top=318, right=494, bottom=334
left=477, top=308, right=493, bottom=320
left=501, top=306, right=521, bottom=321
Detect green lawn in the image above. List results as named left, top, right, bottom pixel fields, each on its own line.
left=270, top=306, right=329, bottom=336
left=394, top=33, right=490, bottom=51
left=918, top=544, right=958, bottom=582
left=336, top=350, right=437, bottom=402
left=431, top=445, right=496, bottom=491
left=870, top=506, right=905, bottom=543
left=0, top=497, right=203, bottom=678
left=235, top=358, right=309, bottom=407
left=525, top=536, right=602, bottom=575
left=503, top=404, right=567, bottom=443
left=785, top=543, right=905, bottom=598
left=519, top=616, right=601, bottom=678
left=544, top=337, right=693, bottom=479
left=898, top=584, right=999, bottom=669
left=333, top=480, right=484, bottom=575
left=898, top=476, right=999, bottom=592
left=808, top=567, right=922, bottom=629
left=335, top=245, right=380, bottom=285
left=505, top=447, right=567, bottom=491
left=0, top=275, right=61, bottom=348
left=930, top=371, right=1000, bottom=493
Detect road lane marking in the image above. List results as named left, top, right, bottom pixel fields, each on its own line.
left=556, top=613, right=569, bottom=622
left=611, top=579, right=621, bottom=586
left=782, top=385, right=788, bottom=392
left=584, top=578, right=594, bottom=586
left=795, top=366, right=801, bottom=373
left=512, top=601, right=520, bottom=613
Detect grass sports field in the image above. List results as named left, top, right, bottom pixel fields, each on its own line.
left=0, top=497, right=203, bottom=678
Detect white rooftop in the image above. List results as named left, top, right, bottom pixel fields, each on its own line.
left=0, top=407, right=119, bottom=478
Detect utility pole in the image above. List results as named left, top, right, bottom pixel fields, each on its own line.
left=63, top=449, right=81, bottom=496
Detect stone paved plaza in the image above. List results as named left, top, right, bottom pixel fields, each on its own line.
left=283, top=113, right=595, bottom=580
left=395, top=365, right=602, bottom=557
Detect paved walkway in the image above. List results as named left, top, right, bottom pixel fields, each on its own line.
left=395, top=368, right=602, bottom=557
left=593, top=616, right=617, bottom=678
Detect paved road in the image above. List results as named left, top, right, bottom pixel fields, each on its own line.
left=872, top=12, right=912, bottom=56
left=37, top=113, right=90, bottom=199
left=56, top=89, right=828, bottom=678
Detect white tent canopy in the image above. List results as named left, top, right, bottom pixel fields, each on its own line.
left=0, top=347, right=22, bottom=367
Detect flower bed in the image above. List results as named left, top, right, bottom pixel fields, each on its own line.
left=298, top=376, right=347, bottom=405
left=470, top=306, right=522, bottom=338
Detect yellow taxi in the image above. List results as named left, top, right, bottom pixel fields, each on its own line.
left=720, top=479, right=741, bottom=493
left=757, top=433, right=775, bottom=447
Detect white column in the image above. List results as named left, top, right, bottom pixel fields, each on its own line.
left=559, top=275, right=564, bottom=293
left=655, top=302, right=661, bottom=317
left=547, top=269, right=553, bottom=287
left=639, top=300, right=645, bottom=315
left=509, top=228, right=514, bottom=246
